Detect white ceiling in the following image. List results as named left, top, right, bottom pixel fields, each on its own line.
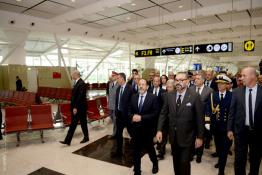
left=0, top=0, right=262, bottom=68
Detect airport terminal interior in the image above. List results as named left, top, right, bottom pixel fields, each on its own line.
left=0, top=0, right=262, bottom=175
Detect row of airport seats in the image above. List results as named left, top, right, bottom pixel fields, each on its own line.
left=86, top=83, right=107, bottom=90
left=3, top=96, right=110, bottom=146
left=37, top=87, right=72, bottom=101
left=0, top=90, right=36, bottom=107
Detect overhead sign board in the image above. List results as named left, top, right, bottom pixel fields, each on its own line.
left=244, top=40, right=255, bottom=52
left=135, top=48, right=161, bottom=57
left=194, top=42, right=233, bottom=54
left=161, top=45, right=193, bottom=55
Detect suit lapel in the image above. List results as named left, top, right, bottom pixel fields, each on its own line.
left=177, top=89, right=190, bottom=114
left=171, top=92, right=177, bottom=113
left=139, top=93, right=149, bottom=113
left=241, top=87, right=246, bottom=111
left=255, top=85, right=262, bottom=113
left=135, top=94, right=139, bottom=112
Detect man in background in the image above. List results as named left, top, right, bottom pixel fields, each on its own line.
left=16, top=76, right=22, bottom=91
left=108, top=71, right=119, bottom=139
left=60, top=70, right=89, bottom=146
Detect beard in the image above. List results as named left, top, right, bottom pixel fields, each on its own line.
left=176, top=83, right=186, bottom=91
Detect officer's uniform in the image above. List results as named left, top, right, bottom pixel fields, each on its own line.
left=206, top=75, right=232, bottom=175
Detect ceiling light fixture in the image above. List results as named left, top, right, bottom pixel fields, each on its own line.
left=16, top=0, right=22, bottom=2
left=179, top=5, right=183, bottom=8
left=71, top=0, right=76, bottom=3
left=126, top=17, right=131, bottom=20
left=131, top=3, right=136, bottom=6
left=183, top=18, right=187, bottom=21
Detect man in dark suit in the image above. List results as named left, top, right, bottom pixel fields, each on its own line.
left=190, top=73, right=213, bottom=163
left=111, top=73, right=134, bottom=157
left=131, top=74, right=140, bottom=94
left=147, top=71, right=155, bottom=88
left=16, top=76, right=22, bottom=91
left=156, top=72, right=204, bottom=175
left=129, top=79, right=159, bottom=175
left=205, top=70, right=218, bottom=91
left=206, top=75, right=232, bottom=175
left=148, top=76, right=166, bottom=159
left=228, top=67, right=262, bottom=175
left=128, top=69, right=139, bottom=86
left=60, top=70, right=89, bottom=145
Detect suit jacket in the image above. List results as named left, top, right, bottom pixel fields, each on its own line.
left=128, top=93, right=159, bottom=138
left=148, top=87, right=166, bottom=112
left=115, top=83, right=133, bottom=118
left=190, top=85, right=213, bottom=107
left=206, top=91, right=232, bottom=132
left=108, top=81, right=119, bottom=110
left=227, top=85, right=262, bottom=135
left=158, top=88, right=204, bottom=147
left=205, top=79, right=218, bottom=91
left=71, top=78, right=87, bottom=113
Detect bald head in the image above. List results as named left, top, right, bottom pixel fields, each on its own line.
left=71, top=69, right=80, bottom=80
left=241, top=66, right=258, bottom=87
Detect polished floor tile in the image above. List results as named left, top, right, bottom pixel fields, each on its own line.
left=73, top=135, right=136, bottom=168
left=28, top=167, right=65, bottom=175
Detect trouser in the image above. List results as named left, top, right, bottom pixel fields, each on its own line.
left=64, top=111, right=89, bottom=144
left=133, top=128, right=157, bottom=174
left=214, top=129, right=231, bottom=173
left=157, top=129, right=168, bottom=155
left=234, top=127, right=262, bottom=175
left=171, top=142, right=192, bottom=175
left=115, top=110, right=133, bottom=153
left=110, top=110, right=117, bottom=136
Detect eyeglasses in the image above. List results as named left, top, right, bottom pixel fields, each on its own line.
left=175, top=79, right=187, bottom=82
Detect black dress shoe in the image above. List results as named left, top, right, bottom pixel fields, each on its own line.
left=59, top=141, right=70, bottom=146
left=196, top=157, right=202, bottom=163
left=218, top=172, right=224, bottom=175
left=214, top=163, right=219, bottom=168
left=212, top=152, right=218, bottom=157
left=80, top=138, right=89, bottom=144
left=152, top=164, right=159, bottom=174
left=157, top=153, right=164, bottom=160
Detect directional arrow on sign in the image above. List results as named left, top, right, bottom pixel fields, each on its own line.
left=162, top=49, right=166, bottom=54
left=195, top=46, right=200, bottom=52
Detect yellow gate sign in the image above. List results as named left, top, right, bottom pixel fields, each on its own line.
left=244, top=40, right=255, bottom=51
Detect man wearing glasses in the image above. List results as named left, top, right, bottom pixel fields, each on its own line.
left=156, top=72, right=204, bottom=175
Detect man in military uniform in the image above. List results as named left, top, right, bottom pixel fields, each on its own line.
left=206, top=74, right=232, bottom=175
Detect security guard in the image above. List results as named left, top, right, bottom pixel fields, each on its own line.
left=206, top=74, right=232, bottom=175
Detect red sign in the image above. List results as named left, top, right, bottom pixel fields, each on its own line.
left=53, top=72, right=61, bottom=79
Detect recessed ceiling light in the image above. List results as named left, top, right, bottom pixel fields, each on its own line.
left=71, top=0, right=75, bottom=2
left=126, top=17, right=131, bottom=20
left=16, top=0, right=22, bottom=2
left=183, top=18, right=187, bottom=21
left=179, top=5, right=183, bottom=8
left=131, top=3, right=136, bottom=6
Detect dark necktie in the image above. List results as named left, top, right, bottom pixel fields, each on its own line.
left=138, top=96, right=144, bottom=113
left=118, top=87, right=123, bottom=110
left=176, top=95, right=182, bottom=109
left=197, top=88, right=200, bottom=94
left=206, top=81, right=210, bottom=87
left=220, top=93, right=224, bottom=101
left=249, top=89, right=254, bottom=129
left=112, top=82, right=114, bottom=88
left=154, top=88, right=157, bottom=96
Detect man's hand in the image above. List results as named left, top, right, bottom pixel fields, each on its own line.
left=156, top=131, right=162, bottom=143
left=132, top=114, right=142, bottom=122
left=73, top=108, right=77, bottom=115
left=227, top=131, right=234, bottom=140
left=195, top=138, right=203, bottom=148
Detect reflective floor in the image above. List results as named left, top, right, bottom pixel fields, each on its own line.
left=0, top=117, right=261, bottom=175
